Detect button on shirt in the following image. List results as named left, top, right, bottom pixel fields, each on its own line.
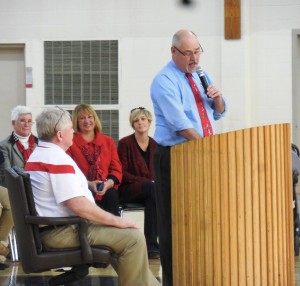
left=150, top=60, right=227, bottom=146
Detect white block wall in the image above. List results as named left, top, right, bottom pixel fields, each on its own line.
left=0, top=0, right=300, bottom=140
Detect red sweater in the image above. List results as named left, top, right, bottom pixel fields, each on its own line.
left=67, top=132, right=122, bottom=188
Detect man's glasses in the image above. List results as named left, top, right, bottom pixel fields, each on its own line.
left=130, top=107, right=146, bottom=114
left=18, top=119, right=34, bottom=126
left=54, top=106, right=68, bottom=132
left=173, top=45, right=204, bottom=58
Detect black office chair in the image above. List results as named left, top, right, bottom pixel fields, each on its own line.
left=5, top=166, right=115, bottom=286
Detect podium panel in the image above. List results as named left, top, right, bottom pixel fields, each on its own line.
left=171, top=124, right=294, bottom=286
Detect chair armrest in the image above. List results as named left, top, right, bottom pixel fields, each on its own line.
left=25, top=215, right=93, bottom=264
left=25, top=215, right=86, bottom=226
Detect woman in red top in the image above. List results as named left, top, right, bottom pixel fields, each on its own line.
left=117, top=107, right=159, bottom=259
left=67, top=104, right=122, bottom=216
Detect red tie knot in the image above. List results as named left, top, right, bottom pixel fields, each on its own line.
left=186, top=73, right=192, bottom=79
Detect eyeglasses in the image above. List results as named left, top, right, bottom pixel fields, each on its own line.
left=18, top=119, right=34, bottom=126
left=173, top=45, right=204, bottom=58
left=130, top=107, right=146, bottom=114
left=54, top=106, right=68, bottom=132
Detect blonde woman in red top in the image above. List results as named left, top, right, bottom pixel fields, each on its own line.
left=67, top=104, right=122, bottom=216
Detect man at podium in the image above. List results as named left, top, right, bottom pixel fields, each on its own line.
left=150, top=29, right=227, bottom=286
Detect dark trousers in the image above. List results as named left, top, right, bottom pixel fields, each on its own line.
left=154, top=144, right=173, bottom=286
left=125, top=182, right=159, bottom=251
left=96, top=188, right=120, bottom=216
left=141, top=182, right=159, bottom=251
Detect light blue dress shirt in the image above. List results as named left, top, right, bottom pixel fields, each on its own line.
left=150, top=60, right=227, bottom=147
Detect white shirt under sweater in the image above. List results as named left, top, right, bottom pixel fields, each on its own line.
left=14, top=132, right=31, bottom=149
left=25, top=141, right=95, bottom=217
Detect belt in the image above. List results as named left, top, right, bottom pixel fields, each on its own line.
left=39, top=225, right=57, bottom=233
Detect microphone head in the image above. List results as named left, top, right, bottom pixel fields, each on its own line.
left=196, top=66, right=208, bottom=94
left=196, top=66, right=201, bottom=74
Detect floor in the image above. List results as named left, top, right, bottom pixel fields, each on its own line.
left=0, top=259, right=162, bottom=285
left=3, top=258, right=300, bottom=286
left=3, top=201, right=300, bottom=285
left=0, top=210, right=162, bottom=286
left=295, top=256, right=300, bottom=286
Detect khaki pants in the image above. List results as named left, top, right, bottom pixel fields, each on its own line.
left=41, top=223, right=160, bottom=286
left=0, top=186, right=13, bottom=242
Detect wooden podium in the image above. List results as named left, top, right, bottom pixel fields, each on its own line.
left=171, top=123, right=294, bottom=286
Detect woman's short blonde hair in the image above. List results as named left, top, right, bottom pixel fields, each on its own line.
left=72, top=103, right=102, bottom=133
left=129, top=107, right=152, bottom=128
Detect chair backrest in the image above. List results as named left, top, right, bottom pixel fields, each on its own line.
left=5, top=167, right=44, bottom=270
left=5, top=167, right=88, bottom=272
left=15, top=167, right=38, bottom=215
left=5, top=167, right=113, bottom=274
left=14, top=167, right=44, bottom=251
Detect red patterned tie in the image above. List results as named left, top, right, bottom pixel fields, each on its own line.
left=186, top=73, right=213, bottom=137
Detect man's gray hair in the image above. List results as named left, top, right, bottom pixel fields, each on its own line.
left=36, top=107, right=71, bottom=142
left=11, top=105, right=32, bottom=121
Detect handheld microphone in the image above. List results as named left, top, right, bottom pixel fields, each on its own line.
left=196, top=66, right=209, bottom=95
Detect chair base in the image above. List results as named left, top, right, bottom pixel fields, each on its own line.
left=48, top=264, right=89, bottom=286
left=8, top=228, right=19, bottom=262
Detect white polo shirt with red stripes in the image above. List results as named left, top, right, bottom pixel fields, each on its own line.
left=25, top=141, right=95, bottom=217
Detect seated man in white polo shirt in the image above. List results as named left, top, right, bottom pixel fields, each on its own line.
left=25, top=107, right=160, bottom=286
